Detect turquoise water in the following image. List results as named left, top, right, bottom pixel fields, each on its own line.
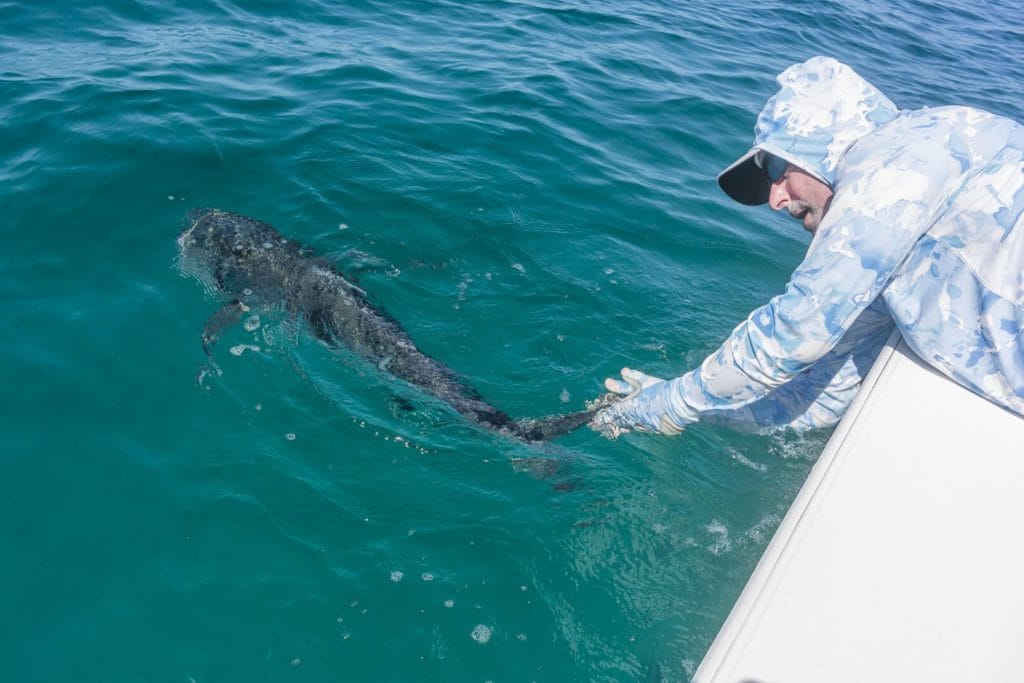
left=4, top=1, right=1023, bottom=680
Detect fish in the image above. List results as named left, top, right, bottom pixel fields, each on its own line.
left=177, top=208, right=608, bottom=442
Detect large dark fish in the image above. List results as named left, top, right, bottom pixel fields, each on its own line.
left=177, top=208, right=602, bottom=442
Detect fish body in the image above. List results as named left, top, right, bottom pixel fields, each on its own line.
left=178, top=208, right=596, bottom=442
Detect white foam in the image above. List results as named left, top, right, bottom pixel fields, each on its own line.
left=390, top=570, right=404, bottom=582
left=728, top=448, right=769, bottom=472
left=229, top=344, right=261, bottom=357
left=470, top=624, right=492, bottom=644
left=745, top=513, right=782, bottom=545
left=706, top=519, right=733, bottom=555
left=456, top=274, right=473, bottom=301
left=243, top=315, right=261, bottom=332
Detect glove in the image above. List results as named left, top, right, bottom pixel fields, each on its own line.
left=603, top=367, right=663, bottom=398
left=590, top=367, right=687, bottom=438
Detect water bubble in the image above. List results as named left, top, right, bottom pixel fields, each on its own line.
left=196, top=364, right=222, bottom=386
left=255, top=404, right=262, bottom=411
left=284, top=433, right=296, bottom=441
left=728, top=448, right=769, bottom=472
left=390, top=570, right=404, bottom=583
left=443, top=599, right=454, bottom=608
left=421, top=572, right=434, bottom=582
left=456, top=274, right=473, bottom=302
left=291, top=658, right=301, bottom=666
left=706, top=519, right=733, bottom=555
left=559, top=388, right=570, bottom=403
left=470, top=624, right=492, bottom=644
left=339, top=223, right=349, bottom=230
left=511, top=262, right=525, bottom=274
left=168, top=195, right=175, bottom=200
left=229, top=344, right=260, bottom=356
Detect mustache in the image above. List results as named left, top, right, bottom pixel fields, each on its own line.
left=787, top=200, right=816, bottom=219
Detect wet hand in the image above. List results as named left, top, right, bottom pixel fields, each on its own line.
left=603, top=367, right=663, bottom=398
left=590, top=367, right=684, bottom=438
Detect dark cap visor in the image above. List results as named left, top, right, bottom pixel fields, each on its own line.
left=717, top=148, right=771, bottom=206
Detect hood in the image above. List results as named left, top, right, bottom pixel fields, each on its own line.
left=718, top=56, right=900, bottom=205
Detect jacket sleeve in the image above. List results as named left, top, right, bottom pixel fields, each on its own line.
left=610, top=139, right=958, bottom=433
left=702, top=300, right=895, bottom=432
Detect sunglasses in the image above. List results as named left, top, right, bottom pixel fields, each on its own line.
left=757, top=152, right=788, bottom=184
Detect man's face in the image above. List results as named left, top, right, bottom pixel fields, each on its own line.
left=767, top=165, right=834, bottom=234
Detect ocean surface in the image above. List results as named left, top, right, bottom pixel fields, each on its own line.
left=3, top=0, right=1022, bottom=680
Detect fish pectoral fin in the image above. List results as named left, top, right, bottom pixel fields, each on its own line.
left=307, top=306, right=337, bottom=345
left=201, top=300, right=247, bottom=356
left=391, top=396, right=416, bottom=413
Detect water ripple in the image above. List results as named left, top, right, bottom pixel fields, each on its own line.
left=3, top=0, right=1023, bottom=680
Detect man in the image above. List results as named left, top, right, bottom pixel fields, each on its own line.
left=593, top=56, right=1024, bottom=437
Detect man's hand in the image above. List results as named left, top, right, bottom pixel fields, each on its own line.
left=603, top=367, right=663, bottom=398
left=590, top=367, right=685, bottom=438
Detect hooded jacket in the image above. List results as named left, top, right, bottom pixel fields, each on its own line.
left=605, top=56, right=1024, bottom=433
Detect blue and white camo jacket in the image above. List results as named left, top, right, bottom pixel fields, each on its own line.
left=602, top=56, right=1024, bottom=434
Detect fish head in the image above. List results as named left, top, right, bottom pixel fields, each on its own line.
left=177, top=208, right=292, bottom=301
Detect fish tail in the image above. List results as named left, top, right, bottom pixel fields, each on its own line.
left=509, top=409, right=596, bottom=442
